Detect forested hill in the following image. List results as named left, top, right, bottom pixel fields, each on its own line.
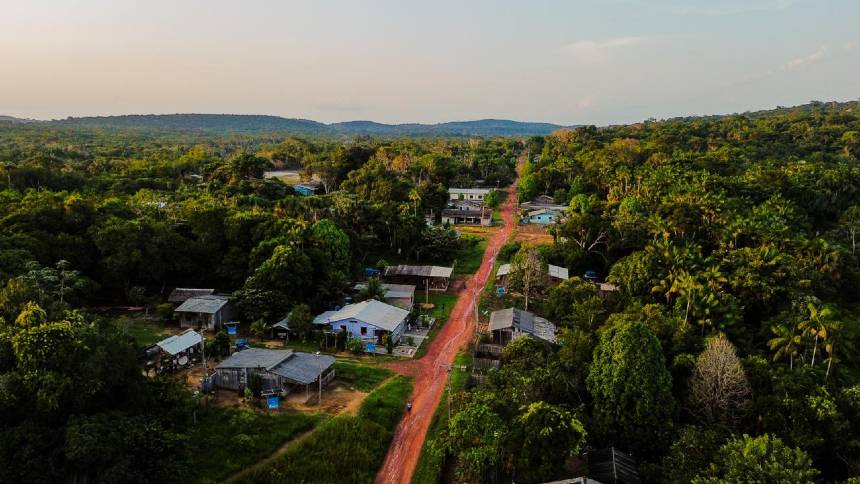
left=44, top=114, right=569, bottom=136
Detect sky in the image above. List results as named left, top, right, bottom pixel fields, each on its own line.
left=1, top=0, right=858, bottom=125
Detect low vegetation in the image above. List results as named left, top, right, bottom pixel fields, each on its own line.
left=188, top=406, right=325, bottom=484
left=236, top=376, right=413, bottom=484
left=332, top=360, right=393, bottom=392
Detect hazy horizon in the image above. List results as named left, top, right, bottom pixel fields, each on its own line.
left=2, top=0, right=859, bottom=125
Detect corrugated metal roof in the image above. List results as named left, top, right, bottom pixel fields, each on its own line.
left=174, top=295, right=229, bottom=314
left=313, top=310, right=337, bottom=326
left=528, top=208, right=560, bottom=217
left=448, top=188, right=492, bottom=195
left=216, top=348, right=294, bottom=370
left=324, top=299, right=409, bottom=331
left=497, top=263, right=511, bottom=277
left=353, top=283, right=416, bottom=300
left=168, top=288, right=215, bottom=303
left=384, top=265, right=453, bottom=279
left=270, top=352, right=336, bottom=385
left=215, top=348, right=335, bottom=386
left=548, top=264, right=569, bottom=280
left=489, top=308, right=557, bottom=344
left=156, top=329, right=202, bottom=355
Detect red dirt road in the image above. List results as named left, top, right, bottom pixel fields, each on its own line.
left=375, top=168, right=520, bottom=484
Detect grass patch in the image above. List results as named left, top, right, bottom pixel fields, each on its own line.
left=188, top=406, right=325, bottom=484
left=332, top=360, right=393, bottom=392
left=453, top=235, right=487, bottom=276
left=413, top=292, right=458, bottom=359
left=237, top=376, right=413, bottom=484
left=116, top=317, right=165, bottom=348
left=412, top=353, right=473, bottom=484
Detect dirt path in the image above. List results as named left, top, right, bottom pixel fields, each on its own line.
left=374, top=156, right=523, bottom=484
left=226, top=374, right=400, bottom=483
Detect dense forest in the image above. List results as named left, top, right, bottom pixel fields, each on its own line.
left=436, top=100, right=860, bottom=482
left=2, top=100, right=860, bottom=482
left=0, top=124, right=518, bottom=482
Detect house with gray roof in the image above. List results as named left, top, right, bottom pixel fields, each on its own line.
left=489, top=308, right=557, bottom=346
left=449, top=187, right=493, bottom=201
left=175, top=294, right=234, bottom=331
left=383, top=264, right=453, bottom=291
left=214, top=348, right=336, bottom=395
left=352, top=283, right=416, bottom=309
left=167, top=288, right=215, bottom=304
left=496, top=263, right=569, bottom=286
left=318, top=299, right=410, bottom=344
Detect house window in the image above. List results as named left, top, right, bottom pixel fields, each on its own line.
left=340, top=325, right=347, bottom=332
left=360, top=327, right=368, bottom=336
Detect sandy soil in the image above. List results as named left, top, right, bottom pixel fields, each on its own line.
left=374, top=153, right=524, bottom=484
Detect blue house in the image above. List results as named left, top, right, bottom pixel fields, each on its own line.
left=524, top=208, right=561, bottom=225
left=316, top=299, right=409, bottom=344
left=293, top=183, right=318, bottom=196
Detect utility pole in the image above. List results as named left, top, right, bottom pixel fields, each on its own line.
left=315, top=351, right=322, bottom=406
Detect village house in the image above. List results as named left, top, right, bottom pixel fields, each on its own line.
left=383, top=264, right=453, bottom=291
left=214, top=348, right=335, bottom=397
left=448, top=187, right=493, bottom=201
left=442, top=199, right=492, bottom=226
left=519, top=194, right=567, bottom=212
left=315, top=299, right=410, bottom=345
left=174, top=294, right=234, bottom=331
left=352, top=283, right=416, bottom=310
left=147, top=329, right=203, bottom=373
left=522, top=207, right=562, bottom=225
left=496, top=262, right=569, bottom=287
left=167, top=288, right=215, bottom=305
left=489, top=308, right=558, bottom=346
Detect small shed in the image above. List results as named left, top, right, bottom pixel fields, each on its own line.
left=293, top=183, right=319, bottom=196
left=150, top=329, right=203, bottom=373
left=167, top=288, right=215, bottom=305
left=353, top=283, right=416, bottom=310
left=175, top=295, right=234, bottom=331
left=383, top=264, right=453, bottom=291
left=214, top=348, right=336, bottom=396
left=489, top=308, right=557, bottom=346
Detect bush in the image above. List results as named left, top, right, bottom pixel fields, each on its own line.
left=155, top=303, right=175, bottom=322
left=346, top=336, right=364, bottom=353
left=498, top=241, right=521, bottom=262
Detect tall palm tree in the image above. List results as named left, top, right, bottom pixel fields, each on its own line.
left=799, top=303, right=835, bottom=367
left=768, top=323, right=803, bottom=370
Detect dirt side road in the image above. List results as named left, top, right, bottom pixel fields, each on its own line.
left=375, top=157, right=521, bottom=484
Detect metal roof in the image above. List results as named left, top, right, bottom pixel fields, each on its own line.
left=353, top=283, right=416, bottom=300
left=324, top=299, right=409, bottom=331
left=216, top=348, right=335, bottom=385
left=496, top=263, right=567, bottom=280
left=528, top=208, right=560, bottom=217
left=174, top=295, right=229, bottom=314
left=217, top=348, right=294, bottom=370
left=489, top=308, right=557, bottom=344
left=156, top=329, right=202, bottom=355
left=548, top=264, right=569, bottom=280
left=168, top=288, right=215, bottom=303
left=313, top=310, right=338, bottom=326
left=448, top=187, right=492, bottom=195
left=270, top=351, right=336, bottom=385
left=384, top=264, right=453, bottom=279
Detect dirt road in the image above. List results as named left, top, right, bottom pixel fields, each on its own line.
left=375, top=162, right=521, bottom=484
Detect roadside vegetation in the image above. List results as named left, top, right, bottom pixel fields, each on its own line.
left=236, top=376, right=413, bottom=484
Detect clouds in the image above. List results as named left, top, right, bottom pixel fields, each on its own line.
left=673, top=0, right=795, bottom=16
left=560, top=36, right=647, bottom=63
left=781, top=46, right=829, bottom=71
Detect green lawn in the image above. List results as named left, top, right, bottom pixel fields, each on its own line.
left=332, top=360, right=393, bottom=392
left=237, top=376, right=413, bottom=484
left=413, top=292, right=458, bottom=359
left=453, top=236, right=487, bottom=276
left=188, top=406, right=326, bottom=484
left=412, top=352, right=473, bottom=484
left=116, top=316, right=166, bottom=348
